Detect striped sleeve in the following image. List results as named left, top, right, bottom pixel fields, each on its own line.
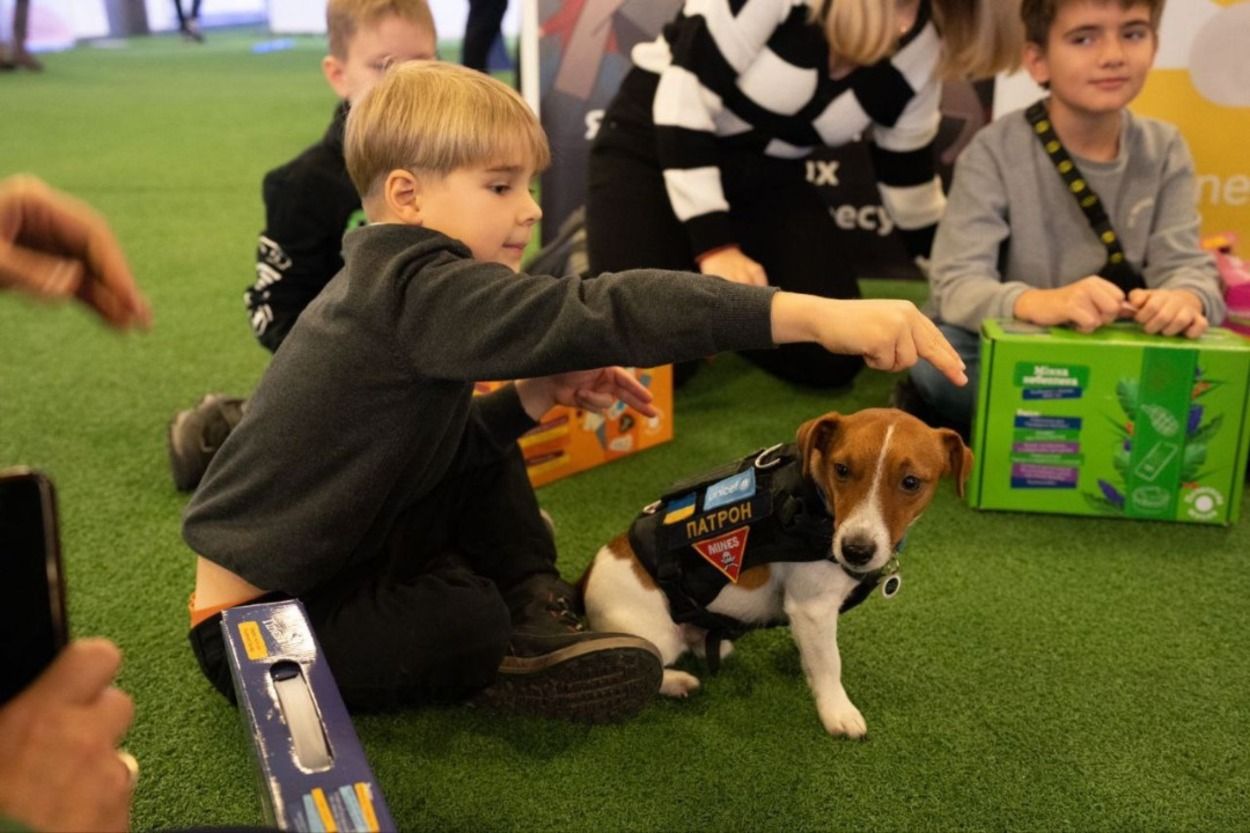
left=865, top=22, right=944, bottom=258
left=652, top=0, right=801, bottom=256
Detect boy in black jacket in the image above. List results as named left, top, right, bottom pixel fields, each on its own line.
left=184, top=61, right=968, bottom=722
left=168, top=0, right=437, bottom=491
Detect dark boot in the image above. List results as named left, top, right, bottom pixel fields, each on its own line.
left=167, top=393, right=246, bottom=492
left=474, top=574, right=662, bottom=723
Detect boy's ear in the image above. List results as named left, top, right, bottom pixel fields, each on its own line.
left=322, top=54, right=350, bottom=100
left=1022, top=41, right=1050, bottom=88
left=382, top=170, right=424, bottom=225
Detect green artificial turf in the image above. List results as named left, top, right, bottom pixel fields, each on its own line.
left=2, top=31, right=1249, bottom=833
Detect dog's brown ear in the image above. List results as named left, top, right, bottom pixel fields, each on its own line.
left=796, top=413, right=841, bottom=480
left=937, top=428, right=974, bottom=498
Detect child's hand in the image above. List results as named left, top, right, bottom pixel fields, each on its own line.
left=1013, top=276, right=1125, bottom=333
left=698, top=246, right=769, bottom=287
left=516, top=367, right=658, bottom=421
left=771, top=294, right=968, bottom=386
left=1125, top=288, right=1208, bottom=338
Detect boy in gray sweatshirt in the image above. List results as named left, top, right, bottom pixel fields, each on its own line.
left=902, top=0, right=1223, bottom=433
left=183, top=62, right=968, bottom=722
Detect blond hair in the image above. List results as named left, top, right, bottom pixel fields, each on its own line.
left=812, top=0, right=1023, bottom=80
left=1021, top=0, right=1165, bottom=46
left=345, top=61, right=551, bottom=197
left=326, top=0, right=436, bottom=59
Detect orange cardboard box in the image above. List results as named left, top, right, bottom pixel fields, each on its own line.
left=475, top=365, right=673, bottom=487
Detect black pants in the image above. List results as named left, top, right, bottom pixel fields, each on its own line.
left=190, top=446, right=558, bottom=710
left=586, top=70, right=863, bottom=389
left=173, top=0, right=202, bottom=25
left=463, top=0, right=509, bottom=72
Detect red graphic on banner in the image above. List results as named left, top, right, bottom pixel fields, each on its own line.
left=691, top=527, right=750, bottom=584
left=542, top=0, right=624, bottom=100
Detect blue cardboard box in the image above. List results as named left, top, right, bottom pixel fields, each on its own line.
left=221, top=600, right=395, bottom=832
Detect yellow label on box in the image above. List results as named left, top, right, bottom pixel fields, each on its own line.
left=238, top=621, right=268, bottom=660
left=311, top=788, right=338, bottom=832
left=355, top=783, right=380, bottom=833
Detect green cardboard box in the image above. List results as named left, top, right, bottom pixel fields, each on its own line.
left=969, top=320, right=1250, bottom=524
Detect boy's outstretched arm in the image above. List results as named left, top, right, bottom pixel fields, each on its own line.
left=770, top=293, right=968, bottom=387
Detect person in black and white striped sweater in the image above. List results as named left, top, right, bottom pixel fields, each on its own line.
left=587, top=0, right=1021, bottom=386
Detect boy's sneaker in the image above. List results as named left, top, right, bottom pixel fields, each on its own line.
left=475, top=576, right=663, bottom=723
left=168, top=393, right=245, bottom=492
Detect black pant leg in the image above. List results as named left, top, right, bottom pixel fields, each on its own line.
left=189, top=445, right=556, bottom=709
left=386, top=444, right=558, bottom=592
left=587, top=110, right=705, bottom=384
left=447, top=445, right=560, bottom=590
left=187, top=564, right=512, bottom=711
left=586, top=121, right=694, bottom=275
left=730, top=170, right=864, bottom=388
left=463, top=0, right=509, bottom=71
left=301, top=561, right=512, bottom=710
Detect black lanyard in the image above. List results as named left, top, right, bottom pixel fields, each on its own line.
left=1024, top=100, right=1144, bottom=293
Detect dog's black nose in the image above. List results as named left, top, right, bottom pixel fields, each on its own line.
left=841, top=537, right=876, bottom=566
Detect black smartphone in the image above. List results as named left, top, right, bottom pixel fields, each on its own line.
left=0, top=467, right=69, bottom=705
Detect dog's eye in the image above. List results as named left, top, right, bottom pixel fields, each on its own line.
left=833, top=463, right=850, bottom=479
left=901, top=475, right=922, bottom=492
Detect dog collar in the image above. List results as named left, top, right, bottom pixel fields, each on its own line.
left=838, top=554, right=902, bottom=600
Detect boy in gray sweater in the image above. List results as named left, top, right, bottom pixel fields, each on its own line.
left=183, top=62, right=967, bottom=722
left=902, top=0, right=1224, bottom=433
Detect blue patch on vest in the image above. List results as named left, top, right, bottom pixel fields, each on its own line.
left=703, top=467, right=756, bottom=511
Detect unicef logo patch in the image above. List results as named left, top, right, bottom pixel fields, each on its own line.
left=703, top=468, right=757, bottom=511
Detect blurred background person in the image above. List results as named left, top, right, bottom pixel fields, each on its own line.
left=173, top=0, right=204, bottom=42
left=0, top=0, right=41, bottom=71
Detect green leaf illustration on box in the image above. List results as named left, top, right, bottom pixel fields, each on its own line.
left=1088, top=362, right=1223, bottom=517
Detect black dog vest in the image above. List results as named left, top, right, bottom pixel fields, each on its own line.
left=626, top=444, right=900, bottom=672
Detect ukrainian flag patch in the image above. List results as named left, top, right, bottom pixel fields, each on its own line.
left=662, top=492, right=697, bottom=524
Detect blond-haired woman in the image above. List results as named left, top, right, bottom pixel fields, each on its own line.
left=586, top=0, right=1020, bottom=386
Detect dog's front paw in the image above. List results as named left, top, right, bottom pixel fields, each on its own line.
left=818, top=698, right=867, bottom=739
left=660, top=669, right=701, bottom=698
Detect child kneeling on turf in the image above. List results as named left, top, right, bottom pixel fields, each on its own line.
left=168, top=0, right=439, bottom=493
left=899, top=0, right=1225, bottom=436
left=183, top=61, right=968, bottom=721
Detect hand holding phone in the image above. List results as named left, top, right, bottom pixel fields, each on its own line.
left=0, top=467, right=67, bottom=705
left=0, top=639, right=136, bottom=833
left=0, top=468, right=137, bottom=832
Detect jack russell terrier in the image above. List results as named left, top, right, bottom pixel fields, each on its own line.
left=579, top=408, right=972, bottom=738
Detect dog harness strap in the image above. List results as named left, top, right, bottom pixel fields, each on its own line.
left=1024, top=100, right=1145, bottom=294
left=839, top=576, right=879, bottom=613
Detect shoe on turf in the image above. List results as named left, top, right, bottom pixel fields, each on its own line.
left=13, top=51, right=43, bottom=71
left=167, top=393, right=246, bottom=492
left=474, top=575, right=662, bottom=723
left=180, top=19, right=205, bottom=43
